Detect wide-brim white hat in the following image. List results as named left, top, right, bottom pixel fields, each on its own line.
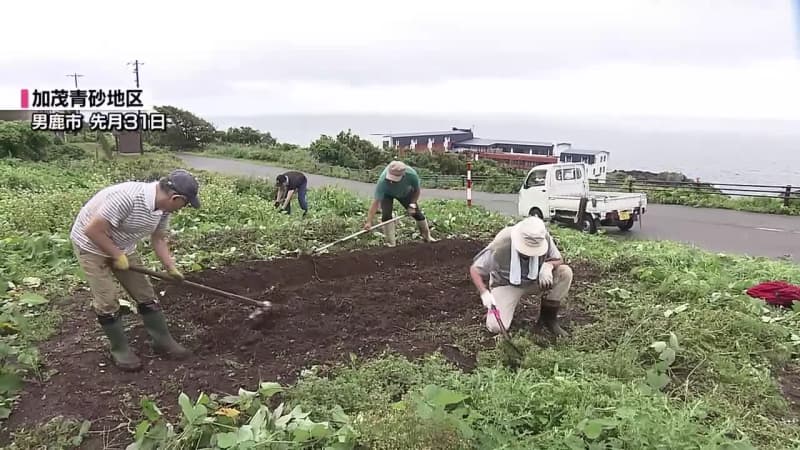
left=510, top=216, right=548, bottom=257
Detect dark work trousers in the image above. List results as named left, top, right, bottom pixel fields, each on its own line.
left=380, top=194, right=425, bottom=222
left=284, top=180, right=308, bottom=214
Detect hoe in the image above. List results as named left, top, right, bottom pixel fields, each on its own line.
left=128, top=265, right=274, bottom=321
left=310, top=215, right=406, bottom=255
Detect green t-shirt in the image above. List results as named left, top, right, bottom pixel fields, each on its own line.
left=374, top=166, right=420, bottom=200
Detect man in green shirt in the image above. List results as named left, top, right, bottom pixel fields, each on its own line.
left=363, top=160, right=437, bottom=246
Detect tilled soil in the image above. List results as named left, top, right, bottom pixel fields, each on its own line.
left=4, top=239, right=597, bottom=447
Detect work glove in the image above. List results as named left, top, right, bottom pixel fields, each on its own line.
left=167, top=267, right=184, bottom=281
left=112, top=253, right=129, bottom=270
left=480, top=290, right=496, bottom=309
left=406, top=203, right=418, bottom=216
left=539, top=262, right=554, bottom=289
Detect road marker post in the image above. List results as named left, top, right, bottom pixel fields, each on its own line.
left=466, top=161, right=472, bottom=207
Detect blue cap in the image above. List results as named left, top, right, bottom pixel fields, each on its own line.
left=165, top=169, right=200, bottom=208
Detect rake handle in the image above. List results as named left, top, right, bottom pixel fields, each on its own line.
left=128, top=265, right=265, bottom=307
left=314, top=215, right=405, bottom=254
left=490, top=305, right=523, bottom=357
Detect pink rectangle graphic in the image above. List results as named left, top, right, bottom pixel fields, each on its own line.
left=20, top=89, right=29, bottom=108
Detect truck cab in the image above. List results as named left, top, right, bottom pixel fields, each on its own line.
left=517, top=162, right=647, bottom=233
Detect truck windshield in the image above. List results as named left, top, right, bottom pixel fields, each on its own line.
left=525, top=170, right=547, bottom=188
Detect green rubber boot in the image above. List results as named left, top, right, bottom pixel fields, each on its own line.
left=139, top=302, right=191, bottom=359
left=98, top=315, right=142, bottom=371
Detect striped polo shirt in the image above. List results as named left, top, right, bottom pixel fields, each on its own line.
left=70, top=181, right=171, bottom=257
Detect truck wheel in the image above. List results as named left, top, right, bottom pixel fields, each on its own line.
left=617, top=217, right=635, bottom=232
left=528, top=208, right=543, bottom=219
left=580, top=215, right=598, bottom=234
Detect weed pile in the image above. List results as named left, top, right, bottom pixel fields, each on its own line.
left=1, top=153, right=799, bottom=449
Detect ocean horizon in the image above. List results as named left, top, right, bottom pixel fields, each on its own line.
left=205, top=113, right=800, bottom=187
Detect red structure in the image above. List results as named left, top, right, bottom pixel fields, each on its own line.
left=379, top=127, right=566, bottom=170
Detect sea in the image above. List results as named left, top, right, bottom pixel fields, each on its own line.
left=206, top=113, right=800, bottom=188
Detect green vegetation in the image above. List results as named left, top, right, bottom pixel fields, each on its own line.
left=1, top=146, right=799, bottom=448
left=195, top=137, right=523, bottom=193
left=0, top=121, right=92, bottom=163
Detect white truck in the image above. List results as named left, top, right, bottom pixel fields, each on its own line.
left=517, top=162, right=647, bottom=233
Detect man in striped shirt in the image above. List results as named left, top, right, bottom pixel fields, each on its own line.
left=70, top=169, right=201, bottom=371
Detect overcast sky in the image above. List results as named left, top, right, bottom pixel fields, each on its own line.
left=1, top=0, right=799, bottom=120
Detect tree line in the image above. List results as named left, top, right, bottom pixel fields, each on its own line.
left=143, top=105, right=527, bottom=179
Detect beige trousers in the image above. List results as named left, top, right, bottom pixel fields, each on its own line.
left=73, top=244, right=157, bottom=315
left=485, top=264, right=573, bottom=333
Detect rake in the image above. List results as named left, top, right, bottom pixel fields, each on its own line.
left=128, top=265, right=274, bottom=321
left=312, top=215, right=406, bottom=254
left=489, top=305, right=523, bottom=357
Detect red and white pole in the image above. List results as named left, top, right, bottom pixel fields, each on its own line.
left=466, top=161, right=472, bottom=207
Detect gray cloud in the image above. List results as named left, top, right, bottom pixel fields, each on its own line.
left=2, top=1, right=794, bottom=111
left=166, top=19, right=794, bottom=88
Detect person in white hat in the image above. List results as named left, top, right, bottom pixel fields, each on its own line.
left=468, top=216, right=573, bottom=337
left=363, top=160, right=437, bottom=246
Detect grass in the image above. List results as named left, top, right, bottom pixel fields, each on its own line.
left=195, top=143, right=800, bottom=216
left=1, top=152, right=799, bottom=448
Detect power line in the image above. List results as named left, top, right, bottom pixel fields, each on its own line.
left=127, top=60, right=144, bottom=88
left=65, top=73, right=84, bottom=89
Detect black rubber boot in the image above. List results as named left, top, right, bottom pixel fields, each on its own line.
left=538, top=302, right=569, bottom=338
left=98, top=314, right=142, bottom=371
left=138, top=302, right=191, bottom=359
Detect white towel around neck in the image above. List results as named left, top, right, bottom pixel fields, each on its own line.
left=510, top=246, right=538, bottom=285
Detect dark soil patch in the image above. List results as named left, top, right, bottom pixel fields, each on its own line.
left=4, top=239, right=598, bottom=447
left=779, top=365, right=800, bottom=416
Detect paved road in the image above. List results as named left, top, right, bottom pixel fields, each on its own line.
left=179, top=154, right=800, bottom=263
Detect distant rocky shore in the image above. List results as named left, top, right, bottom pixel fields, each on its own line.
left=605, top=169, right=728, bottom=195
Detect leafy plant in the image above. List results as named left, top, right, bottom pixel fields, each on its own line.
left=128, top=383, right=359, bottom=450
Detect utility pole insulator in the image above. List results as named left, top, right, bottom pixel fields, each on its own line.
left=65, top=73, right=84, bottom=89
left=127, top=60, right=144, bottom=89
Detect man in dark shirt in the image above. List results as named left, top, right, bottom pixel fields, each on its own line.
left=275, top=171, right=309, bottom=217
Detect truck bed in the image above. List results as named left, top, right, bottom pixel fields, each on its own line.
left=548, top=191, right=647, bottom=213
